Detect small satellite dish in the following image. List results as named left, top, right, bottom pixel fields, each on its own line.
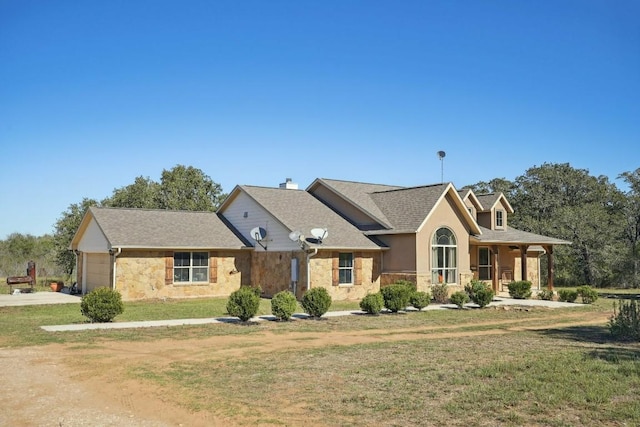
left=250, top=227, right=268, bottom=250
left=250, top=227, right=267, bottom=241
left=437, top=150, right=446, bottom=159
left=310, top=228, right=328, bottom=243
left=288, top=230, right=302, bottom=242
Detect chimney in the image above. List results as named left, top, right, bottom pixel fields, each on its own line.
left=279, top=178, right=298, bottom=190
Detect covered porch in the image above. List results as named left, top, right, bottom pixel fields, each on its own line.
left=470, top=227, right=571, bottom=293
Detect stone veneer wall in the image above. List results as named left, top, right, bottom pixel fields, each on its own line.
left=115, top=250, right=250, bottom=301
left=251, top=251, right=303, bottom=298
left=251, top=250, right=381, bottom=300
left=310, top=251, right=380, bottom=301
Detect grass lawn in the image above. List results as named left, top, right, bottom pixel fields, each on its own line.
left=1, top=289, right=639, bottom=426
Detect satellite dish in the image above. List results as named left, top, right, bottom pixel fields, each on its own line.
left=250, top=227, right=268, bottom=250
left=310, top=228, right=328, bottom=243
left=288, top=231, right=302, bottom=242
left=437, top=150, right=446, bottom=159
left=250, top=227, right=267, bottom=241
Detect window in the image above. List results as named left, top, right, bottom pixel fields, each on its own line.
left=431, top=228, right=457, bottom=284
left=479, top=247, right=492, bottom=280
left=339, top=253, right=353, bottom=285
left=496, top=210, right=504, bottom=228
left=174, top=252, right=209, bottom=283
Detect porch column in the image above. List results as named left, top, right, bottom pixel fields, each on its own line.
left=520, top=245, right=529, bottom=281
left=491, top=245, right=499, bottom=292
left=545, top=245, right=554, bottom=290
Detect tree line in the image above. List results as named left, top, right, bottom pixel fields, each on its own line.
left=1, top=163, right=639, bottom=288
left=467, top=163, right=640, bottom=287
left=0, top=165, right=225, bottom=280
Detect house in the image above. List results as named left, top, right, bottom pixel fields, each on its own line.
left=69, top=208, right=252, bottom=299
left=70, top=178, right=570, bottom=300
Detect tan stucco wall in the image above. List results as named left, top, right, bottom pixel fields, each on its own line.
left=377, top=234, right=416, bottom=272
left=477, top=212, right=491, bottom=229
left=115, top=250, right=250, bottom=301
left=418, top=192, right=472, bottom=286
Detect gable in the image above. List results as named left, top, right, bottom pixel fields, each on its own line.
left=218, top=189, right=298, bottom=251
left=76, top=217, right=110, bottom=253
left=220, top=185, right=383, bottom=251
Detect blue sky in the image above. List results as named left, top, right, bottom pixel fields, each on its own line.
left=1, top=0, right=638, bottom=239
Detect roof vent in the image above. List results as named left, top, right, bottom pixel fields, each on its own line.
left=279, top=178, right=298, bottom=190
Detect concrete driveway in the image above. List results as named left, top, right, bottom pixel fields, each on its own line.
left=0, top=291, right=81, bottom=307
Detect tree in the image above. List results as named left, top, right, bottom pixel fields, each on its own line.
left=465, top=177, right=516, bottom=198
left=53, top=198, right=100, bottom=278
left=510, top=163, right=625, bottom=286
left=619, top=169, right=640, bottom=287
left=104, top=176, right=160, bottom=209
left=157, top=165, right=226, bottom=211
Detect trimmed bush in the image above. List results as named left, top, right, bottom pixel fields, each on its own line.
left=381, top=284, right=412, bottom=313
left=301, top=287, right=332, bottom=318
left=227, top=286, right=260, bottom=321
left=465, top=279, right=494, bottom=308
left=271, top=290, right=298, bottom=321
left=450, top=291, right=470, bottom=309
left=507, top=281, right=532, bottom=299
left=609, top=299, right=640, bottom=341
left=558, top=289, right=578, bottom=303
left=394, top=280, right=417, bottom=292
left=360, top=292, right=384, bottom=315
left=80, top=287, right=124, bottom=323
left=537, top=289, right=555, bottom=301
left=410, top=291, right=431, bottom=311
left=432, top=283, right=449, bottom=304
left=577, top=285, right=599, bottom=304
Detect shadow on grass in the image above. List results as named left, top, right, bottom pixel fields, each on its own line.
left=540, top=324, right=615, bottom=345
left=598, top=292, right=640, bottom=300
left=541, top=325, right=640, bottom=363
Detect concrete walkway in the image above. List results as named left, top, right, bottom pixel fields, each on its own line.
left=39, top=296, right=585, bottom=332
left=0, top=291, right=81, bottom=307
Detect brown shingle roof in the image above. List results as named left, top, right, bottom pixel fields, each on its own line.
left=310, top=178, right=403, bottom=228
left=369, top=184, right=449, bottom=232
left=240, top=185, right=383, bottom=250
left=476, top=193, right=514, bottom=213
left=88, top=207, right=249, bottom=249
left=471, top=226, right=571, bottom=245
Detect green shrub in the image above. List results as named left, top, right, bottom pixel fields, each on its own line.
left=577, top=285, right=599, bottom=304
left=537, top=289, right=555, bottom=301
left=80, top=287, right=124, bottom=323
left=394, top=280, right=417, bottom=292
left=450, top=291, right=470, bottom=309
left=271, top=290, right=298, bottom=321
left=410, top=291, right=431, bottom=311
left=227, top=286, right=261, bottom=321
left=558, top=289, right=578, bottom=303
left=465, top=279, right=494, bottom=308
left=359, top=292, right=384, bottom=315
left=609, top=299, right=640, bottom=341
left=381, top=284, right=412, bottom=313
left=507, top=280, right=532, bottom=299
left=432, top=283, right=449, bottom=304
left=301, top=287, right=332, bottom=318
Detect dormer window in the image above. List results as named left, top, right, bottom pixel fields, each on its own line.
left=496, top=210, right=504, bottom=229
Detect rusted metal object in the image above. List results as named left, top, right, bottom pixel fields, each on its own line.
left=6, top=276, right=34, bottom=293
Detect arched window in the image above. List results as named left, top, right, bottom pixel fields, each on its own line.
left=431, top=228, right=457, bottom=284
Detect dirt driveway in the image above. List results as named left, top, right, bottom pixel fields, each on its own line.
left=0, top=310, right=611, bottom=426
